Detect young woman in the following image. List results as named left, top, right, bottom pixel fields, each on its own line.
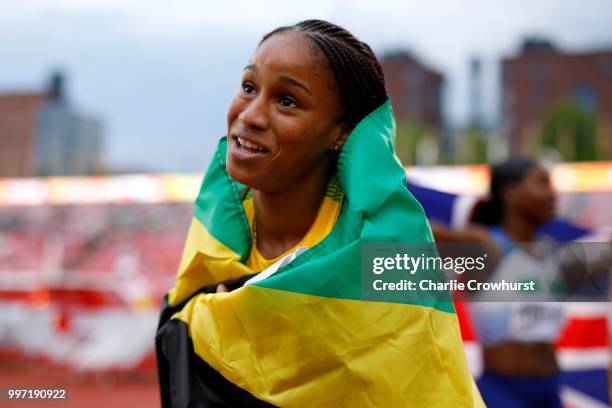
left=470, top=159, right=564, bottom=407
left=432, top=159, right=612, bottom=407
left=156, top=20, right=482, bottom=407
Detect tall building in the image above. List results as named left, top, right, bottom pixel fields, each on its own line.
left=468, top=57, right=482, bottom=129
left=0, top=93, right=47, bottom=177
left=0, top=72, right=103, bottom=177
left=381, top=51, right=444, bottom=130
left=501, top=38, right=612, bottom=159
left=380, top=51, right=445, bottom=164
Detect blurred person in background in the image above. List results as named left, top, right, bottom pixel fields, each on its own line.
left=432, top=158, right=564, bottom=407
left=434, top=157, right=612, bottom=407
left=469, top=159, right=564, bottom=408
left=156, top=19, right=483, bottom=407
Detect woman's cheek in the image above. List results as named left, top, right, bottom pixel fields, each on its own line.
left=226, top=96, right=244, bottom=127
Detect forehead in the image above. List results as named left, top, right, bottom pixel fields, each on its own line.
left=251, top=32, right=331, bottom=81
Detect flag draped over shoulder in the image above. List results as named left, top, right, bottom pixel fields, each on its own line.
left=156, top=99, right=484, bottom=407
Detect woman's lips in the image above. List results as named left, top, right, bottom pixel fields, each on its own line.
left=235, top=136, right=266, bottom=152
left=229, top=135, right=270, bottom=160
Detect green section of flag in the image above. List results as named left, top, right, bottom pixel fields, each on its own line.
left=193, top=138, right=251, bottom=261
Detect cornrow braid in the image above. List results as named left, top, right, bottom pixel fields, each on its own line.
left=260, top=19, right=388, bottom=129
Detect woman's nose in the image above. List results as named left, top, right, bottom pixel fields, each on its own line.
left=238, top=96, right=269, bottom=130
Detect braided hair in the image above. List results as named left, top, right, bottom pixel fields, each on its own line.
left=470, top=158, right=537, bottom=226
left=260, top=19, right=388, bottom=129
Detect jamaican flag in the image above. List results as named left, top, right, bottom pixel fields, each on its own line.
left=156, top=99, right=484, bottom=407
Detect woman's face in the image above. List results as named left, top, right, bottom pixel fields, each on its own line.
left=507, top=164, right=556, bottom=225
left=226, top=31, right=345, bottom=192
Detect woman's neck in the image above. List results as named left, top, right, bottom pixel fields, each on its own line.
left=500, top=212, right=537, bottom=242
left=252, top=159, right=333, bottom=259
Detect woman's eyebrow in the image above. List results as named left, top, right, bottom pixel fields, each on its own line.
left=244, top=64, right=257, bottom=72
left=279, top=75, right=312, bottom=95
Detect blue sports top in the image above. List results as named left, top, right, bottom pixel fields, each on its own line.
left=470, top=227, right=566, bottom=346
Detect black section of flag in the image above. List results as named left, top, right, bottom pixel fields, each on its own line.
left=156, top=274, right=274, bottom=408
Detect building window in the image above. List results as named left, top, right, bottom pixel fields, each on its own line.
left=406, top=68, right=423, bottom=87
left=528, top=60, right=549, bottom=78
left=574, top=83, right=597, bottom=113
left=599, top=56, right=612, bottom=75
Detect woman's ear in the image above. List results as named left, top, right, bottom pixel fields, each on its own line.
left=330, top=124, right=350, bottom=151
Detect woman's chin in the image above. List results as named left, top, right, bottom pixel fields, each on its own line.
left=226, top=164, right=261, bottom=189
left=227, top=165, right=249, bottom=184
left=539, top=211, right=556, bottom=225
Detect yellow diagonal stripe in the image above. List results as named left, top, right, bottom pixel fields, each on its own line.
left=168, top=217, right=253, bottom=306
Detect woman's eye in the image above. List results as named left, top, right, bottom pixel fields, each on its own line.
left=242, top=83, right=255, bottom=94
left=279, top=96, right=297, bottom=108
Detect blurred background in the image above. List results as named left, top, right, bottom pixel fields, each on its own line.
left=0, top=1, right=611, bottom=407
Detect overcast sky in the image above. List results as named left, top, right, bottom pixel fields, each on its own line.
left=1, top=0, right=611, bottom=172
